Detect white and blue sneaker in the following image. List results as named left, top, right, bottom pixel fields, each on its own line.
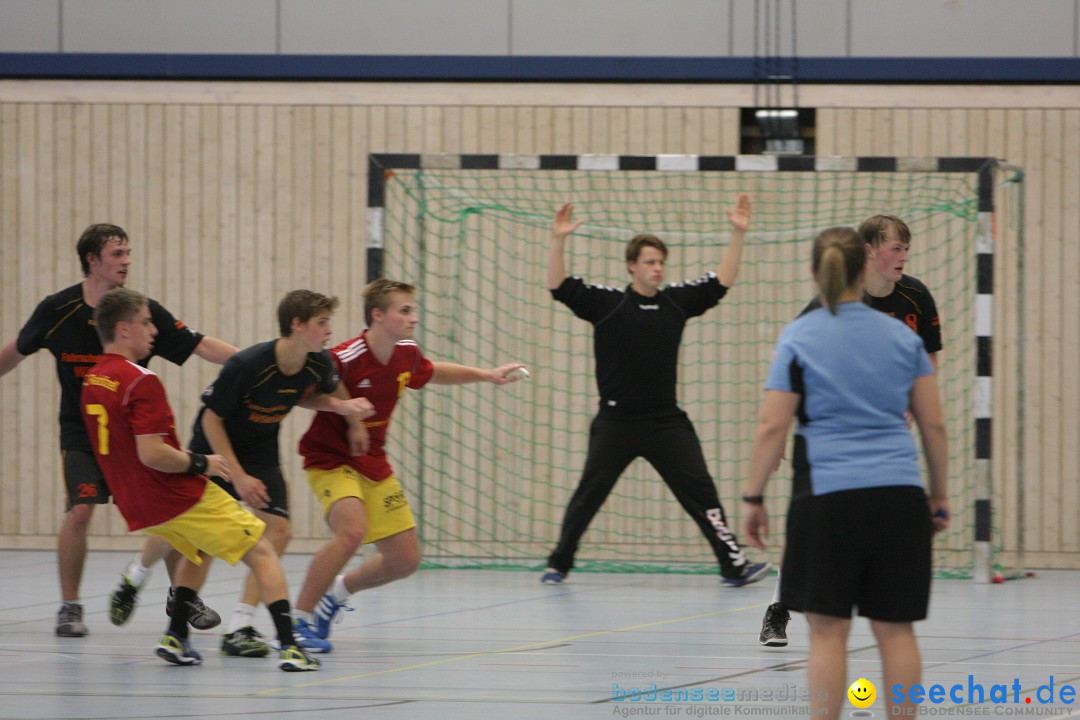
left=313, top=593, right=354, bottom=639
left=292, top=617, right=332, bottom=654
left=721, top=562, right=772, bottom=587
left=540, top=567, right=566, bottom=585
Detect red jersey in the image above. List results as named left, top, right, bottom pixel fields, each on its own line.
left=299, top=332, right=434, bottom=481
left=80, top=353, right=206, bottom=530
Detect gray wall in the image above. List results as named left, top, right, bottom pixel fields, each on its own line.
left=1, top=0, right=1078, bottom=57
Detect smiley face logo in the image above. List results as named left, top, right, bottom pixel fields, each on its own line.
left=847, top=678, right=876, bottom=708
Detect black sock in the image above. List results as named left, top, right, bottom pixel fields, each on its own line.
left=169, top=586, right=196, bottom=638
left=268, top=599, right=295, bottom=647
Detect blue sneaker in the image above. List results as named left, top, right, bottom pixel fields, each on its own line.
left=721, top=562, right=772, bottom=587
left=540, top=567, right=566, bottom=585
left=313, top=592, right=354, bottom=639
left=156, top=631, right=202, bottom=665
left=292, top=617, right=332, bottom=654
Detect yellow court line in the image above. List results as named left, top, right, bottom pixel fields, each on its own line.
left=254, top=601, right=768, bottom=696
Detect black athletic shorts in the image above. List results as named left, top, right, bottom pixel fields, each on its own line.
left=209, top=462, right=289, bottom=519
left=780, top=485, right=933, bottom=622
left=62, top=448, right=110, bottom=510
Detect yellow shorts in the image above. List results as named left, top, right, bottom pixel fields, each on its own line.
left=307, top=467, right=416, bottom=544
left=143, top=482, right=266, bottom=566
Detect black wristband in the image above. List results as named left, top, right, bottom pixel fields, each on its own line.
left=186, top=452, right=209, bottom=475
left=741, top=494, right=765, bottom=505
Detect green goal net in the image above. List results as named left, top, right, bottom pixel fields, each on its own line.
left=372, top=155, right=992, bottom=578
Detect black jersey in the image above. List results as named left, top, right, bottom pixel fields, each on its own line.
left=16, top=283, right=203, bottom=451
left=188, top=340, right=339, bottom=465
left=553, top=273, right=727, bottom=417
left=801, top=274, right=942, bottom=354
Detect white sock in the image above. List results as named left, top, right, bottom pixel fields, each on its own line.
left=125, top=557, right=152, bottom=588
left=771, top=570, right=783, bottom=604
left=331, top=575, right=350, bottom=603
left=227, top=603, right=256, bottom=633
left=294, top=609, right=314, bottom=624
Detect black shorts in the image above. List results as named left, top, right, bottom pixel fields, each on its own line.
left=780, top=485, right=932, bottom=622
left=209, top=462, right=289, bottom=519
left=62, top=448, right=110, bottom=509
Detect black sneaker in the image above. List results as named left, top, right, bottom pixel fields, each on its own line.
left=759, top=602, right=790, bottom=647
left=56, top=602, right=89, bottom=637
left=166, top=588, right=222, bottom=630
left=721, top=561, right=772, bottom=587
left=221, top=626, right=271, bottom=657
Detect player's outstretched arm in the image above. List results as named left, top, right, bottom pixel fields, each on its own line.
left=299, top=389, right=375, bottom=418
left=0, top=339, right=26, bottom=378
left=193, top=336, right=240, bottom=365
left=431, top=361, right=528, bottom=386
left=717, top=192, right=752, bottom=288
left=547, top=202, right=584, bottom=290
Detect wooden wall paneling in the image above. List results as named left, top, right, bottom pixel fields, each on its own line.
left=496, top=106, right=516, bottom=151
left=589, top=106, right=609, bottom=153
left=1061, top=109, right=1080, bottom=554
left=1018, top=108, right=1044, bottom=557
left=852, top=107, right=875, bottom=155
left=383, top=106, right=405, bottom=152
left=1040, top=109, right=1064, bottom=556
left=458, top=106, right=479, bottom=153
left=549, top=106, right=571, bottom=154
left=909, top=108, right=931, bottom=158
left=217, top=104, right=239, bottom=349
left=251, top=105, right=275, bottom=350
left=569, top=106, right=590, bottom=153
left=0, top=86, right=1076, bottom=564
left=346, top=105, right=368, bottom=300
left=662, top=107, right=684, bottom=152
left=291, top=105, right=316, bottom=291
left=1001, top=107, right=1027, bottom=563
left=981, top=108, right=1016, bottom=559
left=0, top=104, right=15, bottom=535
left=478, top=105, right=499, bottom=154
left=404, top=105, right=425, bottom=153
left=891, top=108, right=912, bottom=157
left=927, top=109, right=951, bottom=156
left=645, top=106, right=665, bottom=154
left=534, top=105, right=553, bottom=154
left=699, top=107, right=722, bottom=155
left=610, top=106, right=631, bottom=155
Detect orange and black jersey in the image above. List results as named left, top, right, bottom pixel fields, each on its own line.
left=553, top=274, right=728, bottom=418
left=802, top=274, right=942, bottom=355
left=16, top=283, right=203, bottom=451
left=188, top=340, right=339, bottom=465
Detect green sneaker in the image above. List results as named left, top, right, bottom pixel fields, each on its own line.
left=278, top=644, right=321, bottom=672
left=220, top=626, right=271, bottom=657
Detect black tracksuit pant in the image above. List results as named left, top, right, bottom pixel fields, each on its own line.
left=546, top=410, right=748, bottom=578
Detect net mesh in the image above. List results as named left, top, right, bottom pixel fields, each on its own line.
left=377, top=167, right=980, bottom=578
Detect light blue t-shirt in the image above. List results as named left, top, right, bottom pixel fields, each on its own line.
left=765, top=302, right=935, bottom=497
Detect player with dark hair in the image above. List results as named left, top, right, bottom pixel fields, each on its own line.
left=538, top=194, right=770, bottom=588
left=0, top=223, right=235, bottom=637
left=742, top=226, right=948, bottom=717
left=137, top=289, right=372, bottom=658
left=81, top=287, right=321, bottom=671
left=758, top=214, right=943, bottom=647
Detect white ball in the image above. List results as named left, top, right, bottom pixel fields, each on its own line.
left=509, top=367, right=530, bottom=380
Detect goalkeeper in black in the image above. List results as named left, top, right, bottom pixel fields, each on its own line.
left=539, top=193, right=770, bottom=588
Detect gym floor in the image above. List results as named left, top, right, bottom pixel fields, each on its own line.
left=0, top=550, right=1076, bottom=720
